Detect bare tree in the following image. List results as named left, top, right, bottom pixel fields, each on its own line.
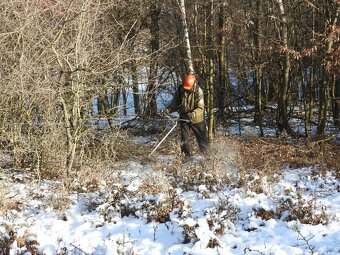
left=0, top=0, right=155, bottom=174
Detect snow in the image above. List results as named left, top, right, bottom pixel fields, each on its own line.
left=1, top=159, right=339, bottom=255
left=0, top=118, right=339, bottom=255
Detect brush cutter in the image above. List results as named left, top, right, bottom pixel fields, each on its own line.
left=149, top=118, right=190, bottom=156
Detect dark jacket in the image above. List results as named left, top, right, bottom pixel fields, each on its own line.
left=167, top=85, right=205, bottom=124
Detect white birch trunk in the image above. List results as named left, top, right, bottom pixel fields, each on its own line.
left=179, top=0, right=194, bottom=73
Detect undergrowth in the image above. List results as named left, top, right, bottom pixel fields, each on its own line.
left=0, top=133, right=338, bottom=253
left=236, top=136, right=339, bottom=176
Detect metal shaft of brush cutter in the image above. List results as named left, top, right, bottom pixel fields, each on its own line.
left=149, top=118, right=190, bottom=156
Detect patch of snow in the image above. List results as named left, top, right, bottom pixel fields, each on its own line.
left=0, top=161, right=339, bottom=255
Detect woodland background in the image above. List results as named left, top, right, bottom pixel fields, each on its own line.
left=0, top=0, right=339, bottom=177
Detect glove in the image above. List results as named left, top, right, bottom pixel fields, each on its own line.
left=187, top=112, right=195, bottom=121
left=160, top=109, right=169, bottom=116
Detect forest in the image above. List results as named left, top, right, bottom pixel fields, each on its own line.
left=0, top=1, right=339, bottom=254
left=0, top=0, right=339, bottom=173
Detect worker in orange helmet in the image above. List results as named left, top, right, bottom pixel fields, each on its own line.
left=161, top=72, right=209, bottom=158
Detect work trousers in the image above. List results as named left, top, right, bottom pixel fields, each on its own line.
left=179, top=120, right=209, bottom=157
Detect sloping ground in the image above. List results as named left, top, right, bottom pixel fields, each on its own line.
left=0, top=136, right=339, bottom=255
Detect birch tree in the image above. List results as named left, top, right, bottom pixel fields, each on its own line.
left=217, top=0, right=228, bottom=123
left=252, top=0, right=264, bottom=136
left=206, top=0, right=216, bottom=141
left=178, top=0, right=194, bottom=73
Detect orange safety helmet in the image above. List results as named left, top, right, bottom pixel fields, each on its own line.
left=183, top=74, right=196, bottom=90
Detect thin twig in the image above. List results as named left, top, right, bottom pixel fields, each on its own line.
left=69, top=243, right=88, bottom=255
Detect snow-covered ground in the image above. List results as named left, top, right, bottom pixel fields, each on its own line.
left=0, top=142, right=339, bottom=255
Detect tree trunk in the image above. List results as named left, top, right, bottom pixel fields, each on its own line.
left=131, top=62, right=140, bottom=115
left=317, top=77, right=329, bottom=137
left=217, top=0, right=227, bottom=123
left=333, top=77, right=340, bottom=127
left=307, top=67, right=315, bottom=127
left=303, top=8, right=316, bottom=134
left=253, top=0, right=264, bottom=136
left=276, top=0, right=294, bottom=136
left=207, top=0, right=215, bottom=141
left=145, top=2, right=160, bottom=117
left=301, top=67, right=310, bottom=137
left=112, top=90, right=120, bottom=117
left=98, top=94, right=115, bottom=132
left=302, top=65, right=316, bottom=137
left=122, top=89, right=127, bottom=116
left=237, top=58, right=245, bottom=135
left=179, top=0, right=194, bottom=73
left=317, top=3, right=338, bottom=137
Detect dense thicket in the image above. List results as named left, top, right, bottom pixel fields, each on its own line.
left=0, top=0, right=338, bottom=173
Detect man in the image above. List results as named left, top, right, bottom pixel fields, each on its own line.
left=162, top=73, right=209, bottom=157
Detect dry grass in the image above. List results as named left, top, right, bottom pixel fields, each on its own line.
left=115, top=142, right=151, bottom=160
left=235, top=136, right=339, bottom=177
left=0, top=185, right=23, bottom=215
left=230, top=135, right=338, bottom=225
left=0, top=199, right=21, bottom=216
left=254, top=191, right=330, bottom=225
left=0, top=227, right=16, bottom=255
left=0, top=227, right=40, bottom=255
